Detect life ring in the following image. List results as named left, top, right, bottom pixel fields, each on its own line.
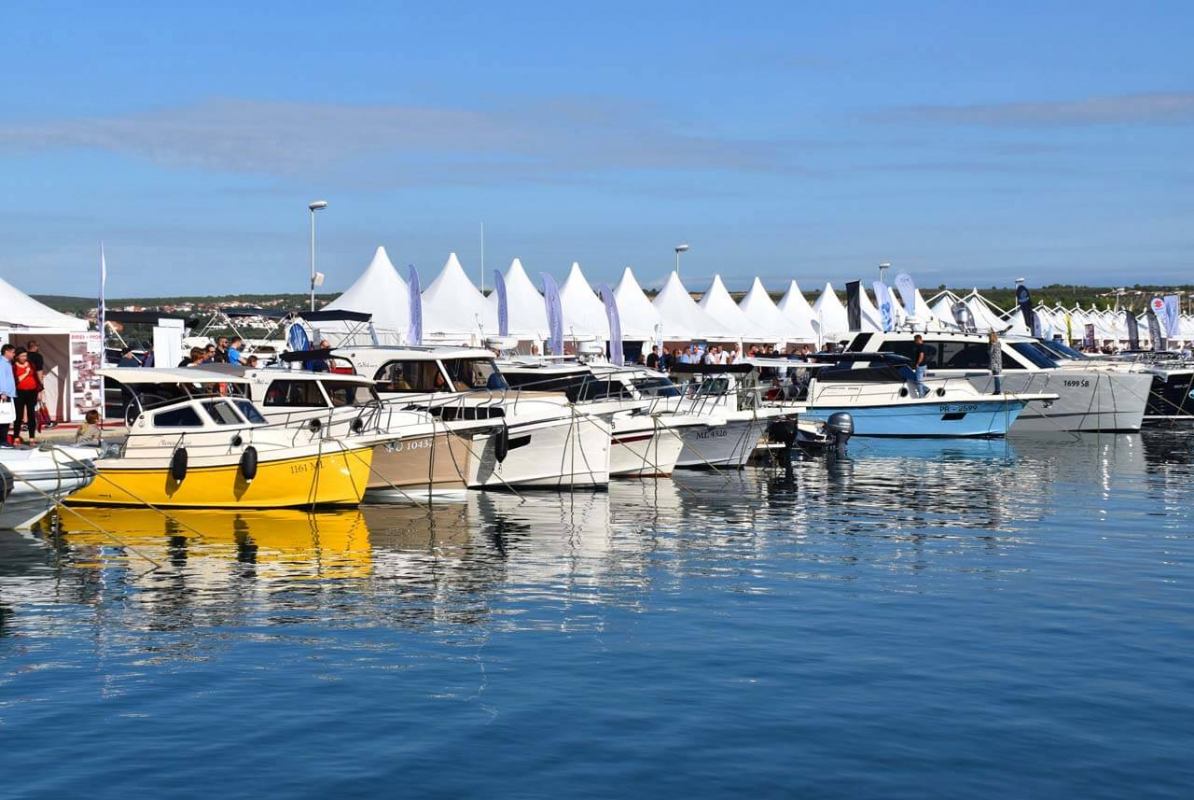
left=239, top=446, right=258, bottom=483
left=494, top=426, right=510, bottom=463
left=170, top=448, right=188, bottom=482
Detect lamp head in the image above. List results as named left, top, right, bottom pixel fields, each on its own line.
left=308, top=200, right=329, bottom=212
left=674, top=244, right=690, bottom=254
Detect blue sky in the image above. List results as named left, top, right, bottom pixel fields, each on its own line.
left=1, top=1, right=1191, bottom=296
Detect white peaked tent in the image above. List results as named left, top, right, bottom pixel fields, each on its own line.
left=322, top=246, right=410, bottom=344
left=776, top=281, right=819, bottom=343
left=813, top=283, right=850, bottom=341
left=0, top=275, right=88, bottom=331
left=930, top=295, right=960, bottom=325
left=1, top=273, right=90, bottom=424
left=698, top=275, right=774, bottom=342
left=963, top=292, right=1007, bottom=332
left=487, top=258, right=548, bottom=339
left=653, top=271, right=735, bottom=341
left=558, top=262, right=610, bottom=339
left=421, top=252, right=495, bottom=344
left=739, top=278, right=801, bottom=343
left=612, top=267, right=662, bottom=341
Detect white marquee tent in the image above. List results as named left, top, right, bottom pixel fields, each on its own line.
left=776, top=281, right=819, bottom=343
left=488, top=258, right=548, bottom=340
left=322, top=246, right=410, bottom=345
left=612, top=267, right=662, bottom=341
left=558, top=262, right=610, bottom=339
left=812, top=283, right=850, bottom=341
left=739, top=278, right=805, bottom=344
left=653, top=271, right=736, bottom=341
left=421, top=252, right=495, bottom=344
left=698, top=275, right=774, bottom=342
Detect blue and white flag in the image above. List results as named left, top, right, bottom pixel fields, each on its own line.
left=893, top=273, right=917, bottom=317
left=872, top=281, right=894, bottom=332
left=406, top=265, right=423, bottom=345
left=287, top=321, right=310, bottom=352
left=542, top=273, right=564, bottom=356
left=494, top=269, right=509, bottom=337
left=599, top=284, right=623, bottom=366
left=1163, top=295, right=1181, bottom=339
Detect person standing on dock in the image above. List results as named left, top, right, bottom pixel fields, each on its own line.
left=988, top=331, right=1003, bottom=395
left=0, top=344, right=16, bottom=446
left=646, top=346, right=659, bottom=370
left=912, top=334, right=928, bottom=397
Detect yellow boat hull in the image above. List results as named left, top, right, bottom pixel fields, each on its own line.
left=68, top=447, right=375, bottom=508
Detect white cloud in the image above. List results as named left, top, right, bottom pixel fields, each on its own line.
left=875, top=92, right=1194, bottom=126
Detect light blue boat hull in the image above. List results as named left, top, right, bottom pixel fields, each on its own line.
left=802, top=399, right=1028, bottom=438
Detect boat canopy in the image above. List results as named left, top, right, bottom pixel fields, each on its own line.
left=98, top=366, right=251, bottom=384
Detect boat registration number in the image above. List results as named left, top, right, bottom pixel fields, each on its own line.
left=937, top=403, right=979, bottom=413
left=290, top=459, right=326, bottom=474
left=1063, top=379, right=1091, bottom=388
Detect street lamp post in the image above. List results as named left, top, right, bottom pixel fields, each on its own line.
left=674, top=243, right=689, bottom=275
left=878, top=262, right=891, bottom=284
left=308, top=200, right=328, bottom=311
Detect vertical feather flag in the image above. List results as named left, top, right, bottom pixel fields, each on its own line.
left=494, top=269, right=509, bottom=337
left=1146, top=302, right=1164, bottom=351
left=541, top=273, right=564, bottom=356
left=1016, top=283, right=1041, bottom=337
left=1163, top=295, right=1181, bottom=339
left=599, top=284, right=623, bottom=366
left=1125, top=310, right=1140, bottom=350
left=406, top=265, right=422, bottom=345
left=873, top=281, right=894, bottom=332
left=893, top=273, right=917, bottom=318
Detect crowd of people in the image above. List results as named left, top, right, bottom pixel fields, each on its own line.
left=639, top=343, right=817, bottom=371
left=0, top=339, right=47, bottom=447
left=175, top=336, right=257, bottom=369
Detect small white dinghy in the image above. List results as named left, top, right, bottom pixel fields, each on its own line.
left=0, top=446, right=98, bottom=530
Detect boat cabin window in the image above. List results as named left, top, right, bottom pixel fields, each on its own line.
left=373, top=360, right=445, bottom=393
left=153, top=405, right=204, bottom=427
left=939, top=342, right=991, bottom=369
left=845, top=333, right=874, bottom=352
left=631, top=377, right=681, bottom=398
left=879, top=340, right=934, bottom=366
left=202, top=400, right=244, bottom=426
left=232, top=399, right=267, bottom=424
left=263, top=379, right=328, bottom=408
left=443, top=358, right=508, bottom=391
left=322, top=382, right=377, bottom=407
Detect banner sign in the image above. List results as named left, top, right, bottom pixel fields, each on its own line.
left=69, top=331, right=102, bottom=421
left=872, top=281, right=894, bottom=332
left=893, top=273, right=917, bottom=317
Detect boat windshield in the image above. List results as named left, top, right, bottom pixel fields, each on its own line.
left=262, top=379, right=328, bottom=408
left=631, top=377, right=682, bottom=398
left=1039, top=339, right=1088, bottom=360
left=442, top=358, right=509, bottom=391
left=1010, top=342, right=1061, bottom=369
left=373, top=360, right=448, bottom=393
left=116, top=380, right=246, bottom=411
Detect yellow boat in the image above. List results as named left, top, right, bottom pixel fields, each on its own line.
left=68, top=368, right=375, bottom=508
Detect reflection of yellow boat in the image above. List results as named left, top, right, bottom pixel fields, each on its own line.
left=49, top=506, right=373, bottom=580
left=69, top=368, right=374, bottom=508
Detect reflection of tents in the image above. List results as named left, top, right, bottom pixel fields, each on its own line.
left=421, top=253, right=495, bottom=344
left=322, top=246, right=409, bottom=345
left=1, top=274, right=91, bottom=422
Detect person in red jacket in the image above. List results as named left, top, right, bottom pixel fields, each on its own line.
left=12, top=348, right=41, bottom=445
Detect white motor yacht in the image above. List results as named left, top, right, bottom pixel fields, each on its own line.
left=667, top=364, right=792, bottom=468
left=324, top=346, right=611, bottom=489
left=844, top=330, right=1151, bottom=432
left=498, top=360, right=715, bottom=477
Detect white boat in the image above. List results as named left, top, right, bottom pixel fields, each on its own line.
left=325, top=346, right=611, bottom=489
left=0, top=445, right=97, bottom=529
left=844, top=330, right=1152, bottom=432
left=798, top=353, right=1055, bottom=437
left=668, top=364, right=792, bottom=468
left=499, top=360, right=715, bottom=477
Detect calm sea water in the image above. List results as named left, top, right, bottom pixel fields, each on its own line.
left=2, top=432, right=1193, bottom=798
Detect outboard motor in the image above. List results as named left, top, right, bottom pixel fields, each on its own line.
left=826, top=411, right=853, bottom=457
left=767, top=418, right=799, bottom=482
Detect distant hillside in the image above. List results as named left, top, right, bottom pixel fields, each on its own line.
left=33, top=293, right=338, bottom=317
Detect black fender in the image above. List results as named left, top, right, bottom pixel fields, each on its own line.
left=239, top=446, right=258, bottom=483
left=494, top=425, right=509, bottom=464
left=170, top=447, right=189, bottom=482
